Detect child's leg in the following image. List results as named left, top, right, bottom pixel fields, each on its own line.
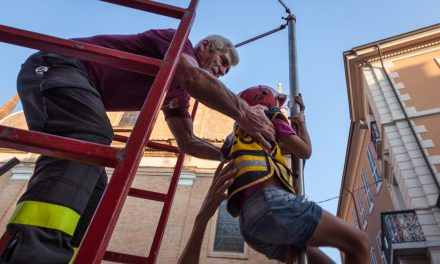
left=307, top=210, right=370, bottom=264
left=308, top=247, right=336, bottom=264
left=284, top=246, right=335, bottom=264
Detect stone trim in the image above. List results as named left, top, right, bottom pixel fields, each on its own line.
left=363, top=65, right=439, bottom=209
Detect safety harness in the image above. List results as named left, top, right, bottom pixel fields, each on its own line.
left=222, top=107, right=296, bottom=217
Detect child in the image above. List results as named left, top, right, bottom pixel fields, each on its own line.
left=221, top=85, right=370, bottom=263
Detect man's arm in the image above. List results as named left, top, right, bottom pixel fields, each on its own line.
left=177, top=162, right=236, bottom=264
left=174, top=54, right=275, bottom=150
left=166, top=116, right=221, bottom=160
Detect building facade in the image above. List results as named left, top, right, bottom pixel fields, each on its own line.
left=338, top=24, right=440, bottom=264
left=0, top=100, right=278, bottom=263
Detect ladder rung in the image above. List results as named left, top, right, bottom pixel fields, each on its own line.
left=147, top=141, right=179, bottom=153
left=113, top=134, right=179, bottom=153
left=0, top=125, right=124, bottom=167
left=0, top=25, right=161, bottom=76
left=101, top=0, right=185, bottom=19
left=112, top=134, right=129, bottom=143
left=103, top=250, right=147, bottom=264
left=129, top=188, right=166, bottom=202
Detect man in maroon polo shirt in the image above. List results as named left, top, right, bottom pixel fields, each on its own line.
left=1, top=29, right=275, bottom=263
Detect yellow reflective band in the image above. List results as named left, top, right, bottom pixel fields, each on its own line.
left=9, top=201, right=80, bottom=236
left=234, top=155, right=268, bottom=177
left=69, top=247, right=78, bottom=264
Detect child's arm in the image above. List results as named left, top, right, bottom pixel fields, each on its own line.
left=280, top=95, right=312, bottom=159
left=280, top=119, right=311, bottom=159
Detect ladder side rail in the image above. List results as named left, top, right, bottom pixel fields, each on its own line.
left=113, top=134, right=179, bottom=153
left=0, top=25, right=161, bottom=76
left=0, top=232, right=10, bottom=253
left=149, top=152, right=185, bottom=264
left=147, top=101, right=199, bottom=263
left=101, top=0, right=185, bottom=19
left=74, top=0, right=198, bottom=262
left=0, top=125, right=123, bottom=167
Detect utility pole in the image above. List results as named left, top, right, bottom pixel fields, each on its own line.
left=287, top=10, right=308, bottom=264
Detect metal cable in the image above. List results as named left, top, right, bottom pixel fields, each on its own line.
left=234, top=0, right=294, bottom=48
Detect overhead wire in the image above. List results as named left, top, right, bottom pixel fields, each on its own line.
left=234, top=0, right=294, bottom=48
left=315, top=179, right=383, bottom=204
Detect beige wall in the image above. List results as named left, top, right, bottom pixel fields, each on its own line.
left=415, top=116, right=440, bottom=173
left=340, top=130, right=394, bottom=264
left=389, top=50, right=440, bottom=111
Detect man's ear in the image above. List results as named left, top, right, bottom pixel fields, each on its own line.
left=200, top=40, right=209, bottom=51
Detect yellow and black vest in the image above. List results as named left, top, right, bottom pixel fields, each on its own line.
left=222, top=107, right=296, bottom=217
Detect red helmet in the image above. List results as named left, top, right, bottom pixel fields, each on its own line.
left=238, top=85, right=287, bottom=108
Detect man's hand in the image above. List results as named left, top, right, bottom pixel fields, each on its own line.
left=237, top=104, right=276, bottom=150
left=197, top=162, right=237, bottom=222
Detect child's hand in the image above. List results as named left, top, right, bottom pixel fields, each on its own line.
left=289, top=94, right=306, bottom=126
left=294, top=94, right=305, bottom=112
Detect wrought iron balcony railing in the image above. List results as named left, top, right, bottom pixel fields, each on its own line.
left=381, top=210, right=426, bottom=263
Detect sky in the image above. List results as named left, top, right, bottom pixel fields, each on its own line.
left=1, top=0, right=440, bottom=262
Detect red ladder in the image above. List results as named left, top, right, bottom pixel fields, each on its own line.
left=0, top=0, right=200, bottom=263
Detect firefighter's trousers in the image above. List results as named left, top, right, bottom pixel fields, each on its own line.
left=0, top=52, right=113, bottom=264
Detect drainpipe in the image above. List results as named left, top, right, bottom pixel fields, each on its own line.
left=375, top=44, right=440, bottom=207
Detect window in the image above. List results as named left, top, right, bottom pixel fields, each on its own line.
left=367, top=143, right=382, bottom=193
left=352, top=207, right=360, bottom=229
left=11, top=167, right=33, bottom=180
left=118, top=111, right=140, bottom=126
left=208, top=201, right=248, bottom=259
left=356, top=189, right=368, bottom=230
left=376, top=231, right=388, bottom=264
left=370, top=247, right=378, bottom=264
left=361, top=168, right=374, bottom=213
